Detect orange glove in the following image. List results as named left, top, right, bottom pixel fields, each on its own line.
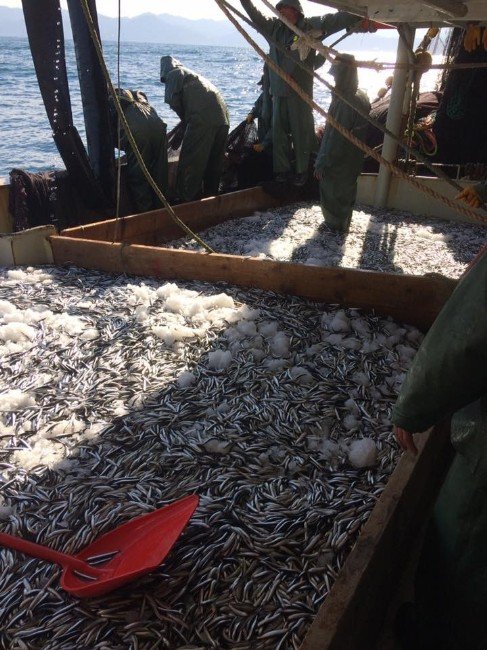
left=394, top=426, right=418, bottom=455
left=253, top=143, right=265, bottom=153
left=355, top=18, right=394, bottom=33
left=455, top=186, right=482, bottom=209
left=464, top=24, right=481, bottom=52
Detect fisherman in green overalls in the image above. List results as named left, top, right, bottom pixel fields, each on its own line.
left=393, top=251, right=487, bottom=648
left=314, top=54, right=370, bottom=233
left=111, top=88, right=168, bottom=213
left=247, top=64, right=273, bottom=154
left=160, top=56, right=230, bottom=203
left=239, top=0, right=367, bottom=186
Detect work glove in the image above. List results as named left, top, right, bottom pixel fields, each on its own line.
left=354, top=18, right=379, bottom=33
left=253, top=143, right=265, bottom=153
left=464, top=24, right=481, bottom=52
left=455, top=186, right=482, bottom=209
left=394, top=426, right=418, bottom=455
left=290, top=28, right=323, bottom=61
left=246, top=113, right=255, bottom=123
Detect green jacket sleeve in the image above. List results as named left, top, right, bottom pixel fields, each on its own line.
left=315, top=97, right=355, bottom=170
left=392, top=254, right=487, bottom=433
left=240, top=0, right=275, bottom=37
left=251, top=93, right=263, bottom=119
left=318, top=11, right=359, bottom=38
left=164, top=70, right=185, bottom=120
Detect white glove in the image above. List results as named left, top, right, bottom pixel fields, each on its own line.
left=290, top=29, right=323, bottom=61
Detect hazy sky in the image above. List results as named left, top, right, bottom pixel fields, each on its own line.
left=1, top=0, right=335, bottom=20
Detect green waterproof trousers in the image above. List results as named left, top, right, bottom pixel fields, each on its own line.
left=273, top=95, right=316, bottom=175
left=176, top=121, right=229, bottom=203
left=416, top=412, right=487, bottom=649
left=122, top=104, right=168, bottom=213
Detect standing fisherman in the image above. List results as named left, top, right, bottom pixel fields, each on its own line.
left=314, top=54, right=370, bottom=233
left=160, top=56, right=230, bottom=203
left=393, top=250, right=487, bottom=648
left=239, top=0, right=366, bottom=186
left=247, top=64, right=273, bottom=154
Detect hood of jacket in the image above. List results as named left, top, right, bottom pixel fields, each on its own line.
left=329, top=53, right=358, bottom=93
left=160, top=56, right=183, bottom=83
left=276, top=0, right=304, bottom=15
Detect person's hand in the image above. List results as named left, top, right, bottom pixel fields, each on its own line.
left=246, top=113, right=255, bottom=124
left=253, top=143, right=265, bottom=153
left=456, top=186, right=482, bottom=209
left=394, top=426, right=418, bottom=455
left=314, top=168, right=323, bottom=180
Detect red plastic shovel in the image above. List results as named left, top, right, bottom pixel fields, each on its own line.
left=0, top=494, right=199, bottom=598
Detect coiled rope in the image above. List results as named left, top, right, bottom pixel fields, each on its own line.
left=79, top=0, right=215, bottom=253
left=218, top=0, right=486, bottom=223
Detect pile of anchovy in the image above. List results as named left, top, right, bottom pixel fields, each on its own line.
left=0, top=265, right=423, bottom=649
left=169, top=201, right=486, bottom=278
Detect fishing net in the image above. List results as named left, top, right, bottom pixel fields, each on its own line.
left=220, top=120, right=260, bottom=192
left=226, top=119, right=259, bottom=165
left=434, top=28, right=487, bottom=164
left=167, top=121, right=185, bottom=160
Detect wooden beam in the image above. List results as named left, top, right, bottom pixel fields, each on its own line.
left=300, top=420, right=453, bottom=649
left=420, top=0, right=467, bottom=17
left=50, top=237, right=456, bottom=330
left=60, top=187, right=287, bottom=245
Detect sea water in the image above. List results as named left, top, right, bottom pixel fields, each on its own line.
left=0, top=35, right=441, bottom=181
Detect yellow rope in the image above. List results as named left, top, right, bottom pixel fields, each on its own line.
left=217, top=0, right=487, bottom=224
left=79, top=0, right=215, bottom=253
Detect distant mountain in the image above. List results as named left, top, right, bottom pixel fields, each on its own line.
left=0, top=5, right=398, bottom=51
left=0, top=6, right=253, bottom=47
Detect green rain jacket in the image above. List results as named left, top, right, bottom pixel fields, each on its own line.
left=160, top=57, right=230, bottom=201
left=160, top=56, right=229, bottom=127
left=250, top=66, right=273, bottom=150
left=315, top=55, right=370, bottom=231
left=240, top=0, right=358, bottom=98
left=115, top=89, right=168, bottom=213
left=393, top=253, right=487, bottom=648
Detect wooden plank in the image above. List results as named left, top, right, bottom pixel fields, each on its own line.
left=300, top=421, right=453, bottom=650
left=50, top=237, right=456, bottom=329
left=0, top=183, right=12, bottom=234
left=60, top=187, right=286, bottom=244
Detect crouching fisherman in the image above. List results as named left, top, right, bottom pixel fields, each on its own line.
left=160, top=56, right=230, bottom=203
left=110, top=88, right=168, bottom=213
left=314, top=54, right=370, bottom=233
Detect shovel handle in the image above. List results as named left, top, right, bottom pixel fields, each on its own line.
left=0, top=532, right=105, bottom=577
